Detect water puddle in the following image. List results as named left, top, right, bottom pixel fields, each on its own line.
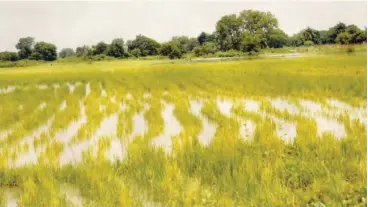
left=151, top=102, right=182, bottom=154
left=315, top=116, right=346, bottom=139
left=56, top=102, right=87, bottom=144
left=216, top=98, right=233, bottom=117
left=59, top=100, right=67, bottom=111
left=239, top=120, right=256, bottom=142
left=59, top=113, right=118, bottom=165
left=270, top=98, right=299, bottom=115
left=85, top=83, right=91, bottom=97
left=60, top=184, right=84, bottom=207
left=4, top=188, right=18, bottom=207
left=244, top=99, right=260, bottom=113
left=67, top=82, right=76, bottom=94
left=190, top=100, right=216, bottom=146
left=0, top=85, right=15, bottom=94
left=39, top=102, right=47, bottom=110
left=269, top=115, right=296, bottom=143
left=10, top=116, right=55, bottom=167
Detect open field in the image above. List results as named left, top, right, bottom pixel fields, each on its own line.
left=0, top=50, right=366, bottom=206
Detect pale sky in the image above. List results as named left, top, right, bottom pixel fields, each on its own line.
left=0, top=1, right=366, bottom=52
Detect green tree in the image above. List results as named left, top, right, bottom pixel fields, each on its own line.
left=76, top=46, right=92, bottom=57
left=336, top=32, right=352, bottom=44
left=327, top=22, right=347, bottom=43
left=107, top=38, right=125, bottom=58
left=159, top=42, right=183, bottom=59
left=32, top=41, right=57, bottom=61
left=59, top=48, right=75, bottom=58
left=240, top=32, right=265, bottom=54
left=93, top=42, right=109, bottom=55
left=267, top=29, right=288, bottom=48
left=215, top=14, right=242, bottom=51
left=128, top=35, right=161, bottom=56
left=131, top=48, right=142, bottom=57
left=16, top=37, right=35, bottom=59
left=193, top=42, right=218, bottom=57
left=0, top=51, right=19, bottom=62
left=239, top=10, right=278, bottom=34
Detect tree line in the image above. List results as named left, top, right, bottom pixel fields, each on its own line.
left=0, top=9, right=366, bottom=62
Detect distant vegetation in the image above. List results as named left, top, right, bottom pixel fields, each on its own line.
left=0, top=9, right=366, bottom=63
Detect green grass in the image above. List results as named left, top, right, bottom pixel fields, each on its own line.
left=0, top=45, right=366, bottom=206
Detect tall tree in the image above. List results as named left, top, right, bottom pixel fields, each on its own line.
left=93, top=42, right=109, bottom=55
left=76, top=46, right=92, bottom=57
left=128, top=35, right=161, bottom=56
left=16, top=37, right=35, bottom=59
left=267, top=29, right=288, bottom=48
left=238, top=10, right=278, bottom=35
left=59, top=48, right=75, bottom=58
left=32, top=41, right=57, bottom=61
left=215, top=14, right=242, bottom=51
left=327, top=22, right=347, bottom=43
left=107, top=38, right=125, bottom=58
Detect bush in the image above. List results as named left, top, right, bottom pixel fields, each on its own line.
left=0, top=52, right=19, bottom=62
left=303, top=40, right=314, bottom=47
left=0, top=59, right=40, bottom=68
left=193, top=42, right=218, bottom=57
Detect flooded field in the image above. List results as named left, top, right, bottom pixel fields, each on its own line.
left=0, top=53, right=366, bottom=206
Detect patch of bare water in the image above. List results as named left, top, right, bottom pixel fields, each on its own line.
left=239, top=120, right=256, bottom=142
left=269, top=115, right=296, bottom=143
left=151, top=102, right=182, bottom=154
left=59, top=100, right=67, bottom=111
left=190, top=100, right=216, bottom=146
left=270, top=98, right=299, bottom=115
left=243, top=99, right=260, bottom=113
left=10, top=116, right=55, bottom=167
left=216, top=98, right=233, bottom=117
left=126, top=93, right=133, bottom=100
left=0, top=85, right=15, bottom=94
left=39, top=102, right=47, bottom=110
left=315, top=116, right=346, bottom=139
left=4, top=188, right=18, bottom=207
left=60, top=184, right=84, bottom=207
left=59, top=113, right=118, bottom=165
left=56, top=102, right=87, bottom=144
left=67, top=82, right=76, bottom=94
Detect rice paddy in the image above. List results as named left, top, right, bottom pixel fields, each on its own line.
left=0, top=50, right=366, bottom=206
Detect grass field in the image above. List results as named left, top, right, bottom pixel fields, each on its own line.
left=0, top=46, right=366, bottom=206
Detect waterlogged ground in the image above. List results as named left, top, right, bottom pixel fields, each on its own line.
left=0, top=53, right=366, bottom=206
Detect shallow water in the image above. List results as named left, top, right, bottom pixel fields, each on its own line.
left=60, top=184, right=84, bottom=207
left=315, top=116, right=346, bottom=139
left=270, top=98, right=299, bottom=115
left=151, top=103, right=182, bottom=154
left=190, top=100, right=216, bottom=146
left=243, top=99, right=260, bottom=113
left=0, top=85, right=15, bottom=94
left=239, top=120, right=256, bottom=142
left=216, top=98, right=233, bottom=117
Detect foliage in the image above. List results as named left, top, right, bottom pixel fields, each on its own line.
left=15, top=37, right=35, bottom=59
left=128, top=35, right=161, bottom=56
left=76, top=46, right=93, bottom=57
left=93, top=42, right=109, bottom=55
left=215, top=14, right=242, bottom=51
left=160, top=42, right=183, bottom=59
left=193, top=42, right=218, bottom=56
left=0, top=51, right=19, bottom=62
left=58, top=48, right=75, bottom=58
left=267, top=29, right=289, bottom=48
left=197, top=32, right=215, bottom=45
left=131, top=48, right=142, bottom=58
left=107, top=38, right=125, bottom=58
left=32, top=41, right=57, bottom=61
left=240, top=32, right=265, bottom=54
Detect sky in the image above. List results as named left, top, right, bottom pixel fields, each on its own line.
left=0, top=1, right=366, bottom=52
